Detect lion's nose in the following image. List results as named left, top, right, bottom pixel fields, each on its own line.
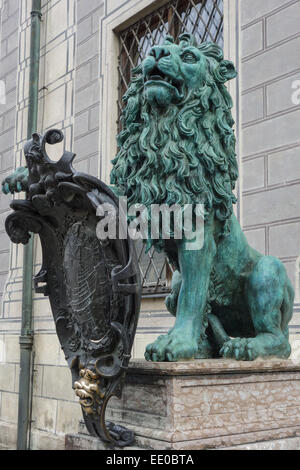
left=149, top=46, right=170, bottom=61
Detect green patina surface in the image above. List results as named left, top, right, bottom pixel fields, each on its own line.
left=2, top=34, right=294, bottom=362
left=2, top=166, right=29, bottom=195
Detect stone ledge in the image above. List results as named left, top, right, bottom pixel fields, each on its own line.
left=65, top=433, right=142, bottom=451
left=224, top=436, right=300, bottom=450
left=66, top=429, right=300, bottom=451
left=127, top=358, right=300, bottom=376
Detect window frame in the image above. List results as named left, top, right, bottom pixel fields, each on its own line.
left=99, top=0, right=240, bottom=296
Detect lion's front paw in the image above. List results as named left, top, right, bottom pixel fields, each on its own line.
left=220, top=337, right=258, bottom=361
left=145, top=330, right=198, bottom=362
left=2, top=166, right=29, bottom=194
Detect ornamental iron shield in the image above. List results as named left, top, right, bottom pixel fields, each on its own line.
left=5, top=129, right=141, bottom=447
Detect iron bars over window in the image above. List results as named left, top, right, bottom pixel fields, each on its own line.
left=117, top=0, right=223, bottom=295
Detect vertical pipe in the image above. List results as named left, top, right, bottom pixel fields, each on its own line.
left=17, top=0, right=42, bottom=450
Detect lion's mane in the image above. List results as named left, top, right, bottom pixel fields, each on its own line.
left=111, top=41, right=238, bottom=235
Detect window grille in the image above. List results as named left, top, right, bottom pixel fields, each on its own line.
left=118, top=0, right=223, bottom=295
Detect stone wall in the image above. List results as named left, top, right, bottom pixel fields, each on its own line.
left=0, top=0, right=80, bottom=450
left=0, top=0, right=22, bottom=451
left=240, top=0, right=300, bottom=348
left=0, top=0, right=18, bottom=331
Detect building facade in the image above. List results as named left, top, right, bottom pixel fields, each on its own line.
left=0, top=0, right=299, bottom=449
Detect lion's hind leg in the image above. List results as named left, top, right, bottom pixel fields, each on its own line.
left=221, top=256, right=293, bottom=361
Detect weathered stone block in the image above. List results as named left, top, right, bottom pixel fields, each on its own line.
left=43, top=85, right=66, bottom=128
left=75, top=63, right=92, bottom=91
left=32, top=366, right=43, bottom=396
left=269, top=222, right=300, bottom=259
left=74, top=110, right=89, bottom=137
left=77, top=16, right=92, bottom=45
left=224, top=436, right=300, bottom=450
left=31, top=397, right=57, bottom=433
left=56, top=400, right=82, bottom=435
left=107, top=0, right=129, bottom=14
left=77, top=0, right=104, bottom=21
left=44, top=41, right=68, bottom=86
left=34, top=334, right=60, bottom=366
left=0, top=251, right=9, bottom=272
left=76, top=34, right=99, bottom=65
left=89, top=106, right=100, bottom=130
left=86, top=153, right=99, bottom=176
left=267, top=2, right=300, bottom=46
left=241, top=0, right=292, bottom=26
left=4, top=335, right=19, bottom=363
left=0, top=363, right=15, bottom=392
left=268, top=146, right=300, bottom=186
left=74, top=129, right=99, bottom=159
left=42, top=366, right=74, bottom=402
left=1, top=14, right=18, bottom=39
left=242, top=37, right=300, bottom=91
left=243, top=157, right=265, bottom=191
left=0, top=421, right=17, bottom=449
left=242, top=88, right=264, bottom=124
left=0, top=129, right=14, bottom=153
left=75, top=82, right=99, bottom=114
left=8, top=0, right=19, bottom=16
left=266, top=73, right=300, bottom=116
left=92, top=7, right=104, bottom=33
left=30, top=429, right=65, bottom=450
left=242, top=21, right=263, bottom=57
left=243, top=184, right=300, bottom=227
left=72, top=157, right=89, bottom=173
left=243, top=109, right=300, bottom=157
left=46, top=0, right=68, bottom=43
left=0, top=49, right=18, bottom=75
left=244, top=228, right=266, bottom=255
left=283, top=261, right=297, bottom=288
left=0, top=392, right=18, bottom=424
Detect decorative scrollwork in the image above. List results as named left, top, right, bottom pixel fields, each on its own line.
left=5, top=129, right=141, bottom=447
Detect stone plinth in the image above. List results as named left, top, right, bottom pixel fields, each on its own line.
left=66, top=359, right=300, bottom=450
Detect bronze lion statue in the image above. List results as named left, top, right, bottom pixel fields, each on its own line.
left=110, top=33, right=294, bottom=362
left=3, top=34, right=294, bottom=362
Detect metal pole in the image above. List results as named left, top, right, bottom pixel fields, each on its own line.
left=17, top=0, right=42, bottom=450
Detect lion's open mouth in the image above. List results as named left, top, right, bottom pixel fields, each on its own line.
left=145, top=66, right=184, bottom=98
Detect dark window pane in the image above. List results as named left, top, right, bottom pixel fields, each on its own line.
left=118, top=0, right=223, bottom=294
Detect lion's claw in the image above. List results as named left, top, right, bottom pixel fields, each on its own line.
left=3, top=182, right=9, bottom=194
left=2, top=166, right=29, bottom=195
left=220, top=337, right=258, bottom=361
left=145, top=330, right=198, bottom=362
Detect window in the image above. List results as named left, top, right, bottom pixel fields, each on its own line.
left=118, top=0, right=224, bottom=295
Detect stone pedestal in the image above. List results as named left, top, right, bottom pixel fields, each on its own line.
left=66, top=359, right=300, bottom=450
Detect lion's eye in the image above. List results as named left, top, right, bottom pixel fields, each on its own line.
left=182, top=52, right=197, bottom=63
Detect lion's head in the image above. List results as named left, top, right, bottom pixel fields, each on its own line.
left=111, top=33, right=238, bottom=231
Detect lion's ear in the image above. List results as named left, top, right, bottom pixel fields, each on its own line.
left=215, top=60, right=237, bottom=83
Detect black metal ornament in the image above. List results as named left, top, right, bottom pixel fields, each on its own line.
left=5, top=129, right=141, bottom=447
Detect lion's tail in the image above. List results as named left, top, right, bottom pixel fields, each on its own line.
left=281, top=278, right=294, bottom=334
left=208, top=314, right=230, bottom=349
